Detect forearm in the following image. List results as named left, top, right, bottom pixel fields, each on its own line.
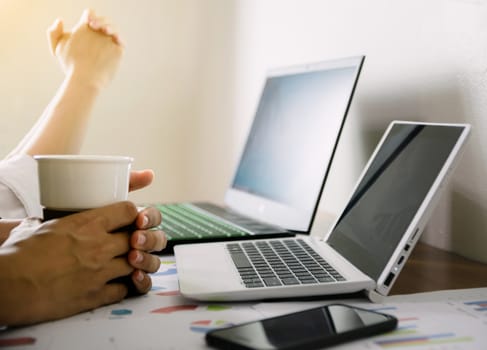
left=7, top=74, right=101, bottom=158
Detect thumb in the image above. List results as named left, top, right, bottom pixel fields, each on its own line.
left=47, top=18, right=64, bottom=55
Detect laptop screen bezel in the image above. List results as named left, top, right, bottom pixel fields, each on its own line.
left=224, top=55, right=365, bottom=233
left=322, top=120, right=470, bottom=295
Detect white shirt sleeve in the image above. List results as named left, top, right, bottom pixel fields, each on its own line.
left=0, top=154, right=42, bottom=219
left=1, top=217, right=42, bottom=247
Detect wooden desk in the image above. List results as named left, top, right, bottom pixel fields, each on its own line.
left=391, top=241, right=487, bottom=294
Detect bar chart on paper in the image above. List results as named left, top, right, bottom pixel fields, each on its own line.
left=463, top=300, right=487, bottom=312
left=190, top=320, right=234, bottom=333
left=373, top=316, right=474, bottom=348
left=343, top=299, right=487, bottom=350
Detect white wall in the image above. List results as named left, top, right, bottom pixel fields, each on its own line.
left=232, top=0, right=487, bottom=263
left=1, top=0, right=487, bottom=263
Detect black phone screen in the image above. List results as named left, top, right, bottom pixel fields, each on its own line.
left=206, top=304, right=397, bottom=350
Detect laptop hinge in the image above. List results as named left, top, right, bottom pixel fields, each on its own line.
left=367, top=289, right=387, bottom=303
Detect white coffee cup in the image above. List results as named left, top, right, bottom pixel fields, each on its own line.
left=34, top=155, right=133, bottom=212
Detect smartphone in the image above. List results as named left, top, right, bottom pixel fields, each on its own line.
left=205, top=303, right=397, bottom=350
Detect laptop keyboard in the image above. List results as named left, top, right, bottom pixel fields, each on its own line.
left=227, top=239, right=345, bottom=288
left=155, top=204, right=250, bottom=241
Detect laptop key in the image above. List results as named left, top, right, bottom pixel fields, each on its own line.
left=281, top=277, right=300, bottom=285
left=242, top=277, right=262, bottom=284
left=230, top=253, right=253, bottom=269
left=300, top=279, right=318, bottom=284
left=229, top=239, right=347, bottom=289
left=244, top=281, right=264, bottom=288
left=263, top=277, right=282, bottom=287
left=316, top=276, right=335, bottom=283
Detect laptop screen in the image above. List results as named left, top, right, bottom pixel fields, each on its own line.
left=227, top=56, right=364, bottom=232
left=327, top=122, right=468, bottom=280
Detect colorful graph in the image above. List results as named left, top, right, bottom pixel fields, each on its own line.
left=368, top=306, right=398, bottom=312
left=375, top=332, right=474, bottom=348
left=464, top=300, right=487, bottom=312
left=150, top=285, right=166, bottom=291
left=151, top=258, right=177, bottom=277
left=366, top=303, right=479, bottom=349
left=190, top=320, right=233, bottom=333
left=151, top=304, right=231, bottom=314
left=111, top=309, right=133, bottom=316
left=151, top=268, right=177, bottom=277
left=0, top=337, right=36, bottom=347
left=374, top=313, right=473, bottom=348
left=206, top=305, right=231, bottom=311
left=151, top=305, right=199, bottom=314
left=159, top=259, right=176, bottom=266
left=156, top=290, right=180, bottom=296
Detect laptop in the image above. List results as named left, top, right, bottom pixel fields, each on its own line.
left=154, top=56, right=365, bottom=251
left=174, top=121, right=471, bottom=301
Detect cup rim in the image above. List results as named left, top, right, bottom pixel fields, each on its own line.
left=33, top=155, right=134, bottom=163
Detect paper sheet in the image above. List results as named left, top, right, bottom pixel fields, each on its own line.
left=1, top=255, right=487, bottom=349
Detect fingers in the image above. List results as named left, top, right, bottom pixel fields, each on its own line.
left=79, top=258, right=130, bottom=311
left=131, top=229, right=167, bottom=253
left=131, top=270, right=152, bottom=294
left=74, top=201, right=139, bottom=233
left=79, top=8, right=94, bottom=25
left=129, top=169, right=154, bottom=192
left=88, top=17, right=111, bottom=34
left=76, top=283, right=127, bottom=314
left=85, top=10, right=123, bottom=46
left=100, top=256, right=134, bottom=282
left=72, top=8, right=123, bottom=46
left=135, top=206, right=162, bottom=229
left=93, top=283, right=128, bottom=309
left=106, top=232, right=131, bottom=258
left=109, top=248, right=161, bottom=296
left=128, top=249, right=161, bottom=273
left=47, top=18, right=64, bottom=55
